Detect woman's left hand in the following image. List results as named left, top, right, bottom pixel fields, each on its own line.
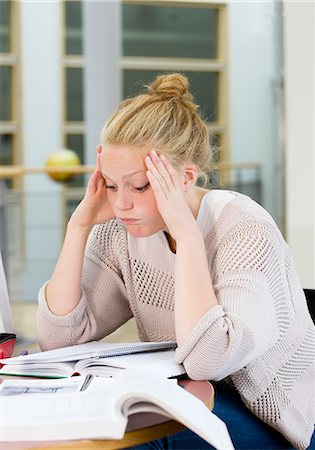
left=144, top=150, right=198, bottom=241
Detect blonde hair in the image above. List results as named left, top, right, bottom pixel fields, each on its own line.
left=101, top=73, right=212, bottom=184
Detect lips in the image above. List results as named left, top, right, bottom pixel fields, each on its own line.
left=119, top=218, right=138, bottom=224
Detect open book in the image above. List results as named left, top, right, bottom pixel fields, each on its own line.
left=0, top=340, right=185, bottom=379
left=0, top=368, right=234, bottom=450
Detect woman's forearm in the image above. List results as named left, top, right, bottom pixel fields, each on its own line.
left=45, top=156, right=114, bottom=317
left=174, top=227, right=218, bottom=346
left=46, top=221, right=92, bottom=316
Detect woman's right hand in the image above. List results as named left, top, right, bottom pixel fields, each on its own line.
left=46, top=146, right=114, bottom=316
left=69, top=146, right=115, bottom=231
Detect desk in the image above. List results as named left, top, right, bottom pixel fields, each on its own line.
left=0, top=378, right=214, bottom=450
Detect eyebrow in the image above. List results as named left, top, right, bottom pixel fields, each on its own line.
left=101, top=170, right=146, bottom=181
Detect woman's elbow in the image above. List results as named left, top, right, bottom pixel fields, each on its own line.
left=180, top=340, right=256, bottom=381
left=182, top=357, right=233, bottom=381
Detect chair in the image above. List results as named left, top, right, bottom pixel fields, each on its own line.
left=304, top=289, right=315, bottom=324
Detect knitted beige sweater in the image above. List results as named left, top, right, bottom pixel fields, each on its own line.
left=37, top=190, right=315, bottom=449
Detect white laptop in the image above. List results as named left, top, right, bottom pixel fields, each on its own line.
left=0, top=251, right=13, bottom=333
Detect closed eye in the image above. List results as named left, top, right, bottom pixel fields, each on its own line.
left=106, top=185, right=117, bottom=191
left=135, top=182, right=150, bottom=193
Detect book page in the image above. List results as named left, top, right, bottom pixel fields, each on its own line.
left=75, top=349, right=185, bottom=378
left=0, top=376, right=85, bottom=396
left=1, top=383, right=127, bottom=441
left=0, top=369, right=234, bottom=448
left=115, top=369, right=235, bottom=450
left=0, top=361, right=76, bottom=378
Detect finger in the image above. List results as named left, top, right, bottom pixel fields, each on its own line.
left=160, top=154, right=181, bottom=189
left=146, top=170, right=167, bottom=200
left=87, top=155, right=105, bottom=193
left=95, top=167, right=107, bottom=193
left=145, top=154, right=171, bottom=194
left=95, top=152, right=102, bottom=172
left=145, top=159, right=169, bottom=197
left=86, top=170, right=98, bottom=195
left=149, top=150, right=174, bottom=187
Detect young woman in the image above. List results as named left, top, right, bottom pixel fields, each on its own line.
left=37, top=74, right=314, bottom=449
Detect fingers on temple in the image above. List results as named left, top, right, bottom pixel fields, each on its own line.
left=86, top=171, right=97, bottom=195
left=160, top=154, right=179, bottom=187
left=95, top=152, right=102, bottom=172
left=145, top=151, right=173, bottom=188
left=88, top=167, right=104, bottom=194
left=146, top=170, right=167, bottom=198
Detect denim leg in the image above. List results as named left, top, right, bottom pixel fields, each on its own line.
left=307, top=429, right=315, bottom=450
left=127, top=437, right=167, bottom=450
left=212, top=382, right=296, bottom=450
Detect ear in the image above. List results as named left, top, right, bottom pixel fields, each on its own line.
left=182, top=164, right=198, bottom=192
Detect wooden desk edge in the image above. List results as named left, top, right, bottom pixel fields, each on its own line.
left=30, top=422, right=187, bottom=450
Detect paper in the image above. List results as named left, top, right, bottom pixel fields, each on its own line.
left=0, top=376, right=86, bottom=396
left=76, top=349, right=186, bottom=378
left=0, top=349, right=185, bottom=380
left=0, top=368, right=235, bottom=449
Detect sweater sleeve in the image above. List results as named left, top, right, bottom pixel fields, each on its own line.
left=37, top=221, right=133, bottom=350
left=175, top=218, right=287, bottom=381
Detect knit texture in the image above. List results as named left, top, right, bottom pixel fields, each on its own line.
left=37, top=190, right=315, bottom=449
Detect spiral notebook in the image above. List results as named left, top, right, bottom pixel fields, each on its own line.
left=0, top=340, right=183, bottom=379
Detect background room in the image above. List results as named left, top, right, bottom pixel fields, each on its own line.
left=0, top=0, right=314, bottom=349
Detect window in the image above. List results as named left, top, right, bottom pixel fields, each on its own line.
left=122, top=1, right=227, bottom=164
left=65, top=0, right=83, bottom=55
left=0, top=1, right=11, bottom=53
left=65, top=133, right=85, bottom=187
left=123, top=4, right=218, bottom=59
left=0, top=134, right=14, bottom=165
left=0, top=1, right=20, bottom=189
left=123, top=69, right=218, bottom=121
left=0, top=66, right=12, bottom=121
left=65, top=67, right=84, bottom=122
left=63, top=0, right=85, bottom=218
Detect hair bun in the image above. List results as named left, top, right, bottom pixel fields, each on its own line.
left=147, top=73, right=197, bottom=111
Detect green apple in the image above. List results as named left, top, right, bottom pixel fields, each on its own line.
left=46, top=149, right=81, bottom=182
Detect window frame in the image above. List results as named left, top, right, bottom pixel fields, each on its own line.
left=62, top=0, right=86, bottom=229
left=121, top=0, right=228, bottom=162
left=0, top=1, right=21, bottom=190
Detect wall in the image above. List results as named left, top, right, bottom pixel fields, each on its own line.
left=284, top=1, right=315, bottom=287
left=20, top=1, right=63, bottom=300
left=83, top=0, right=121, bottom=164
left=228, top=1, right=284, bottom=224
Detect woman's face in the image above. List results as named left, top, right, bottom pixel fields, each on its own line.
left=100, top=144, right=166, bottom=237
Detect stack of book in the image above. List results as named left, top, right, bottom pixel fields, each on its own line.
left=0, top=340, right=234, bottom=449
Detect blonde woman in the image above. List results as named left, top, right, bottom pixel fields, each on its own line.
left=37, top=74, right=314, bottom=450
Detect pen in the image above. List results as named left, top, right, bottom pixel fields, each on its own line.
left=80, top=374, right=94, bottom=391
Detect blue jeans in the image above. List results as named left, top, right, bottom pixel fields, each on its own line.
left=127, top=381, right=314, bottom=449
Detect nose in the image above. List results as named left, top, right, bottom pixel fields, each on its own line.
left=115, top=189, right=133, bottom=211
